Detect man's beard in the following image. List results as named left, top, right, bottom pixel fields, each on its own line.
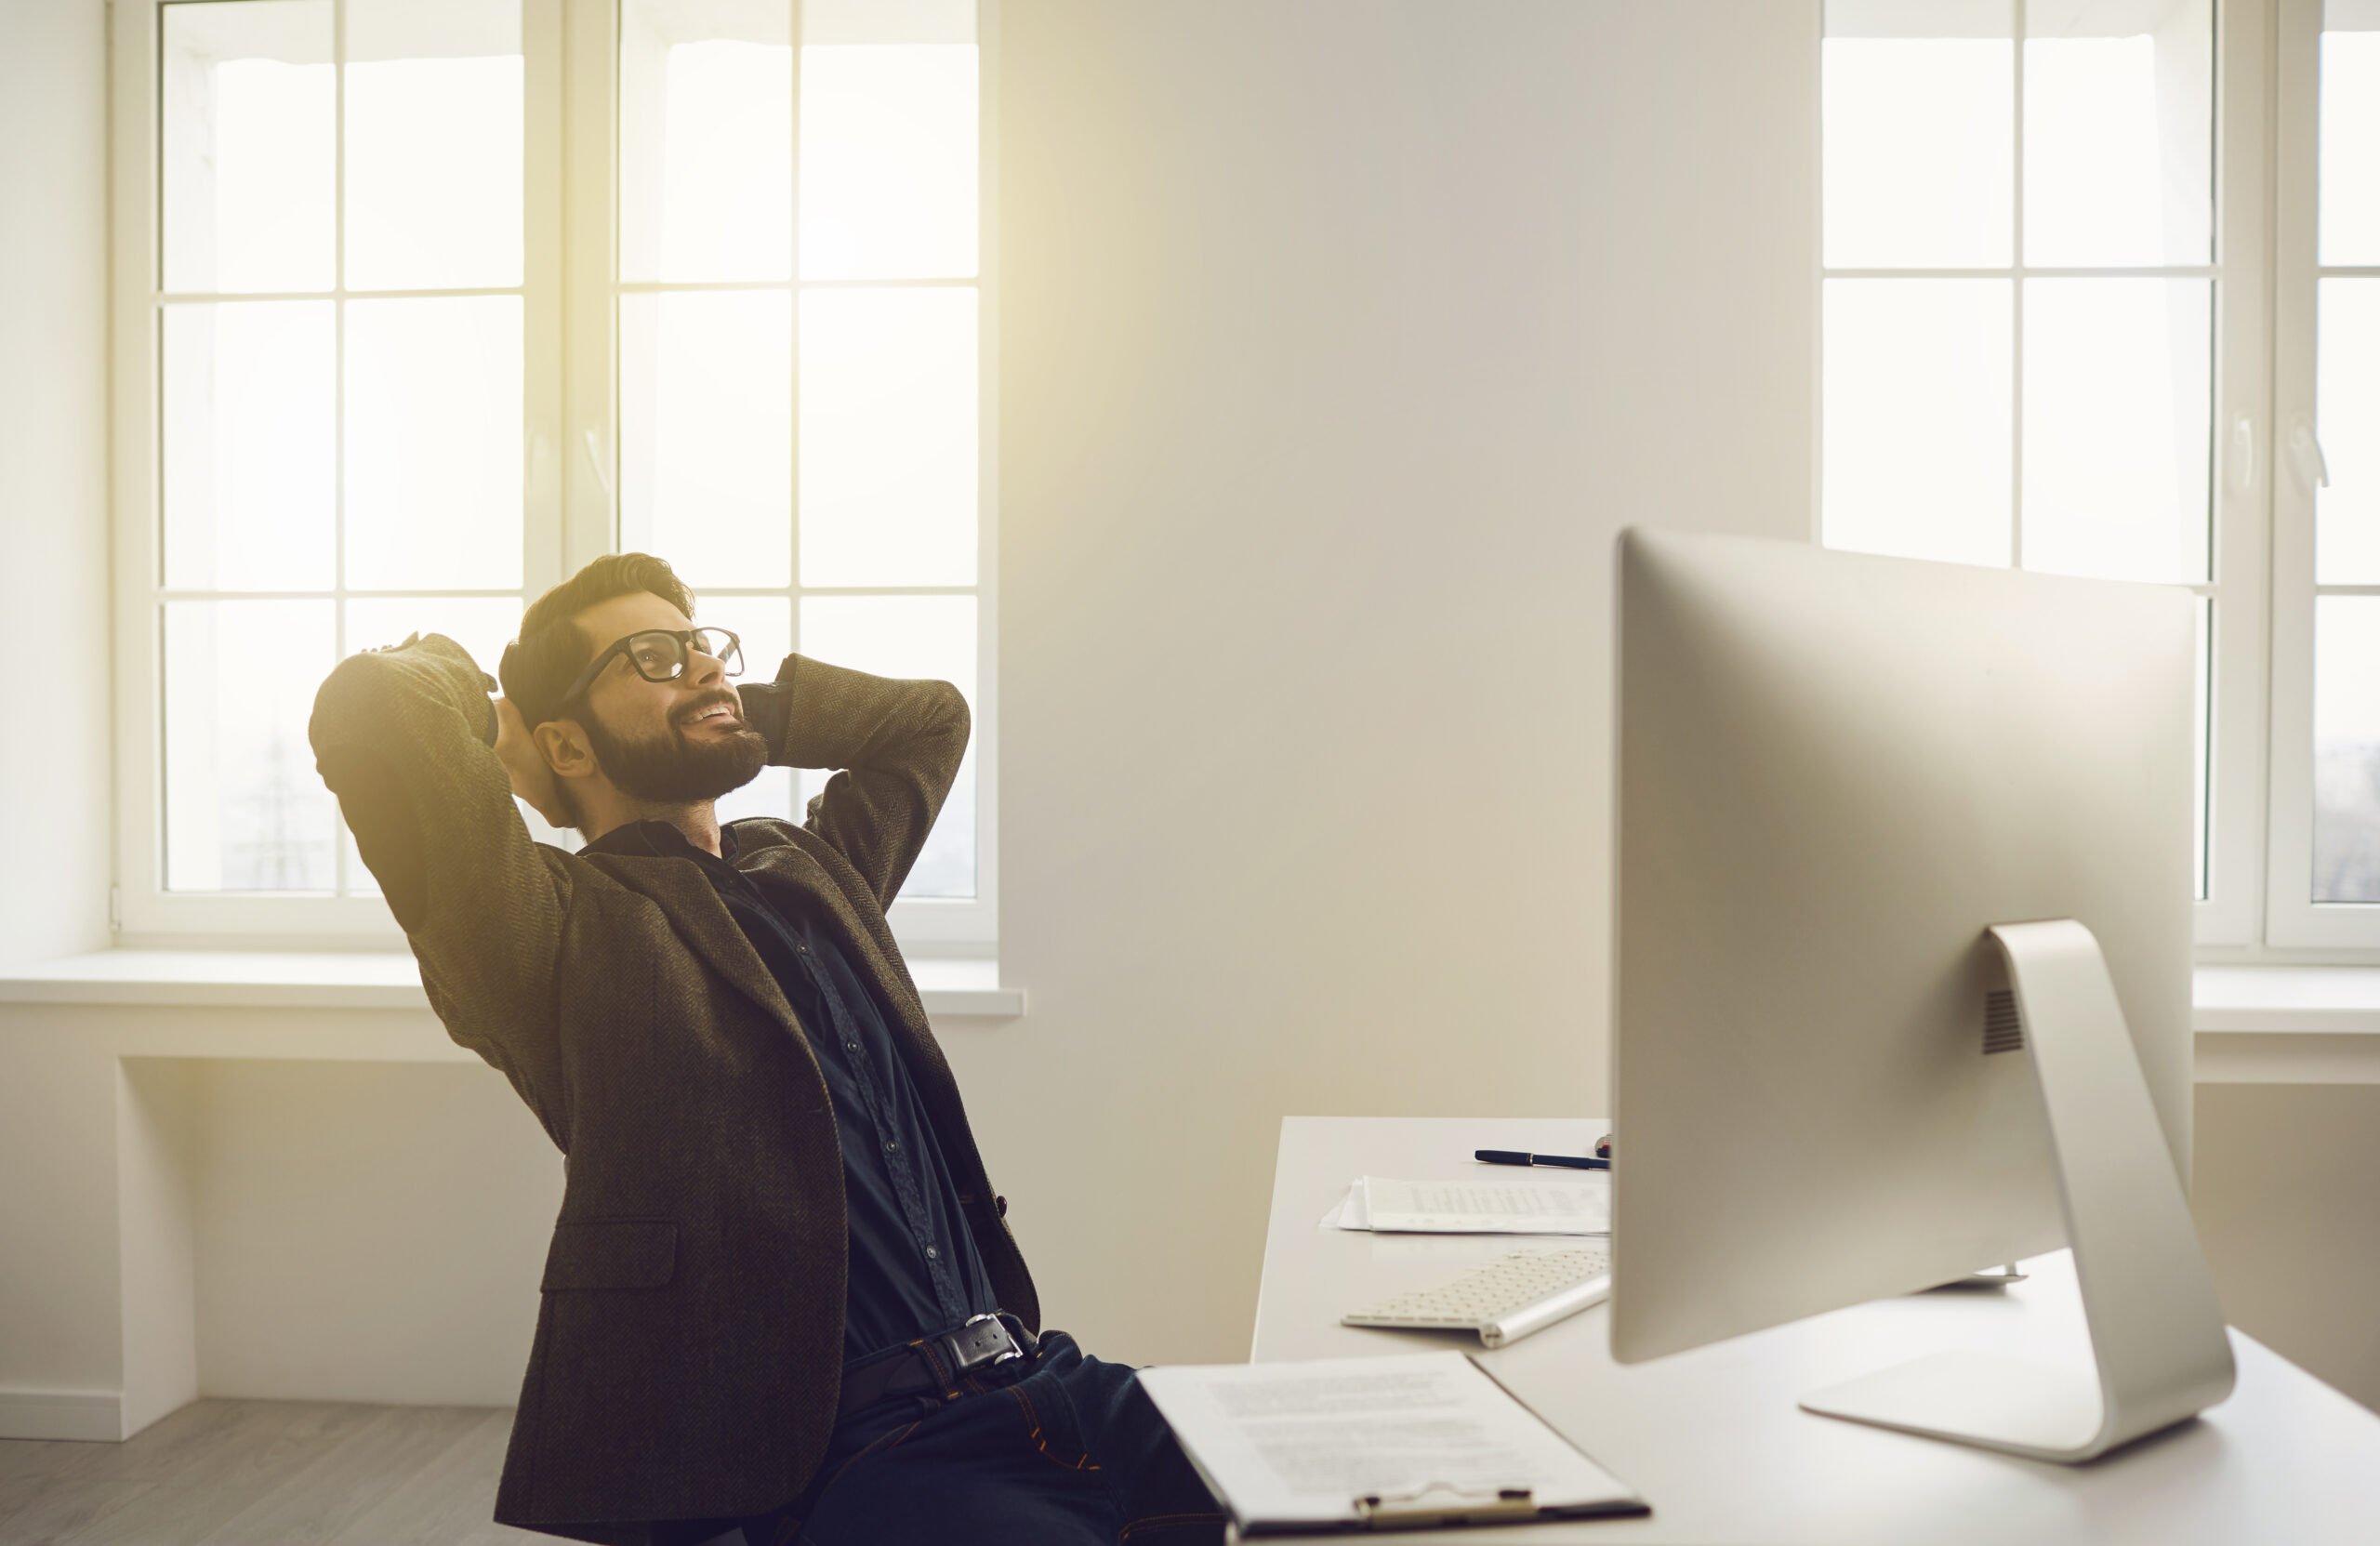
left=583, top=706, right=768, bottom=806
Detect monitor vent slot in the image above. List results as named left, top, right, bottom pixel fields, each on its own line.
left=1983, top=990, right=2025, bottom=1055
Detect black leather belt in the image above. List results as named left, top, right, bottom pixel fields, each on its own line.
left=835, top=1312, right=1038, bottom=1422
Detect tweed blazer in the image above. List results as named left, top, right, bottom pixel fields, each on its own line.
left=308, top=633, right=1038, bottom=1545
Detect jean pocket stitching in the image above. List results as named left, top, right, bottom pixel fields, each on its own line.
left=1117, top=1511, right=1232, bottom=1543
left=1007, top=1383, right=1100, bottom=1472
left=819, top=1418, right=919, bottom=1493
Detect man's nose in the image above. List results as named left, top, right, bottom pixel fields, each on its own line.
left=686, top=648, right=728, bottom=688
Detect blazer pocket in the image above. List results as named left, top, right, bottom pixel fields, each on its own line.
left=540, top=1218, right=679, bottom=1292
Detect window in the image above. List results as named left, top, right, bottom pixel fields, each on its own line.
left=113, top=0, right=995, bottom=949
left=1819, top=0, right=2275, bottom=951
left=2268, top=0, right=2380, bottom=945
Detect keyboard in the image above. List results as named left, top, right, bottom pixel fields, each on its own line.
left=1340, top=1244, right=1612, bottom=1349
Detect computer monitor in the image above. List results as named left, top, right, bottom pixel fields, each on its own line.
left=1608, top=527, right=2234, bottom=1462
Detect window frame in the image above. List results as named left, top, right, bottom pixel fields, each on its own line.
left=1815, top=0, right=2292, bottom=958
left=108, top=0, right=1000, bottom=954
left=2262, top=0, right=2380, bottom=952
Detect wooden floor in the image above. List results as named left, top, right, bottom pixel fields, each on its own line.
left=0, top=1401, right=549, bottom=1545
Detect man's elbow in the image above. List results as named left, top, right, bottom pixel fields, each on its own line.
left=934, top=681, right=971, bottom=746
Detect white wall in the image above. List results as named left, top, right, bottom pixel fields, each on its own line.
left=965, top=0, right=1819, bottom=1363
left=2195, top=1083, right=2380, bottom=1414
left=0, top=0, right=113, bottom=970
left=0, top=0, right=116, bottom=1439
left=190, top=1057, right=557, bottom=1406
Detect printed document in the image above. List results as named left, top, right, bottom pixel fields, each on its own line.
left=1137, top=1351, right=1646, bottom=1531
left=1357, top=1175, right=1610, bottom=1235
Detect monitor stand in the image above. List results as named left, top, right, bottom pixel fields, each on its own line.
left=1798, top=918, right=2236, bottom=1462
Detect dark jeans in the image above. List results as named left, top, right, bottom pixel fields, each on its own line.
left=652, top=1329, right=1227, bottom=1546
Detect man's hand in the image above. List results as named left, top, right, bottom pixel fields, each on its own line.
left=494, top=695, right=572, bottom=828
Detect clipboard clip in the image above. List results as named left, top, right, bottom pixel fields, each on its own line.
left=1353, top=1482, right=1540, bottom=1528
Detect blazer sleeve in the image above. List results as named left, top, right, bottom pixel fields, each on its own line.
left=735, top=653, right=970, bottom=910
left=309, top=632, right=568, bottom=1118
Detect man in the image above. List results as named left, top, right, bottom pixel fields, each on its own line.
left=309, top=554, right=1223, bottom=1546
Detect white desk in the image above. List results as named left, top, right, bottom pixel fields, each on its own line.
left=1248, top=1117, right=2380, bottom=1545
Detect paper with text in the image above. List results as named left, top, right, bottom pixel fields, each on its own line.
left=1359, top=1176, right=1610, bottom=1235
left=1137, top=1352, right=1643, bottom=1530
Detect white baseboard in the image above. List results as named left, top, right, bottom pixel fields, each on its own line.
left=0, top=1388, right=123, bottom=1441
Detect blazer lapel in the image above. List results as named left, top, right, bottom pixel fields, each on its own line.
left=621, top=856, right=808, bottom=1042
left=590, top=827, right=956, bottom=1139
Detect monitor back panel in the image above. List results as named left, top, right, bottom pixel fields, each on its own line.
left=1610, top=527, right=2196, bottom=1364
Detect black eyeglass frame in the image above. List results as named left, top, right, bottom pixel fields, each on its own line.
left=559, top=627, right=745, bottom=707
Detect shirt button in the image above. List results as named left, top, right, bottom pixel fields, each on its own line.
left=925, top=1246, right=940, bottom=1261
left=884, top=1139, right=900, bottom=1154
left=847, top=1041, right=860, bottom=1052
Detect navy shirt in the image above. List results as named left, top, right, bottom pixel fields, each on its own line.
left=582, top=818, right=1000, bottom=1365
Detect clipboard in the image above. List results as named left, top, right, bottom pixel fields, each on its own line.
left=1358, top=1483, right=1546, bottom=1528
left=1339, top=1481, right=1641, bottom=1533
left=1137, top=1351, right=1651, bottom=1536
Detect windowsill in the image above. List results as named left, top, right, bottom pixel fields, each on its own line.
left=0, top=947, right=1025, bottom=1021
left=2192, top=966, right=2380, bottom=1084
left=1, top=956, right=2369, bottom=1082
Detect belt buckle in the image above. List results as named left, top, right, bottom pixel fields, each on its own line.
left=943, top=1312, right=1025, bottom=1375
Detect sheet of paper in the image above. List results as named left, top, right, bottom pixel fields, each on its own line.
left=1361, top=1175, right=1610, bottom=1235
left=1137, top=1351, right=1643, bottom=1528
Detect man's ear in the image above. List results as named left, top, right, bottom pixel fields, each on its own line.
left=535, top=719, right=598, bottom=787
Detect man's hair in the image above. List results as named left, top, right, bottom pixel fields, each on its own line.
left=499, top=552, right=696, bottom=730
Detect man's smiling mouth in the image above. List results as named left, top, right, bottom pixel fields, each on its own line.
left=678, top=700, right=740, bottom=729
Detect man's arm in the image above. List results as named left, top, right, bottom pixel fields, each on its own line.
left=736, top=653, right=970, bottom=910
left=310, top=633, right=568, bottom=1117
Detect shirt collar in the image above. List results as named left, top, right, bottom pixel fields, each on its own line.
left=580, top=818, right=740, bottom=863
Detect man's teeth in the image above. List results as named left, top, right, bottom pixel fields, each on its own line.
left=683, top=705, right=734, bottom=725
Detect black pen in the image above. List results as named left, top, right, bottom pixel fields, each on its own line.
left=1474, top=1148, right=1610, bottom=1171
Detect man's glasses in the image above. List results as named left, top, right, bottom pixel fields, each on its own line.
left=560, top=627, right=744, bottom=705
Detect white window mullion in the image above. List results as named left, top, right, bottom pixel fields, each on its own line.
left=2197, top=0, right=2276, bottom=949
left=969, top=0, right=1002, bottom=957
left=790, top=0, right=807, bottom=615
left=524, top=0, right=569, bottom=595
left=331, top=0, right=349, bottom=900
left=561, top=0, right=616, bottom=575
left=2010, top=0, right=2027, bottom=573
